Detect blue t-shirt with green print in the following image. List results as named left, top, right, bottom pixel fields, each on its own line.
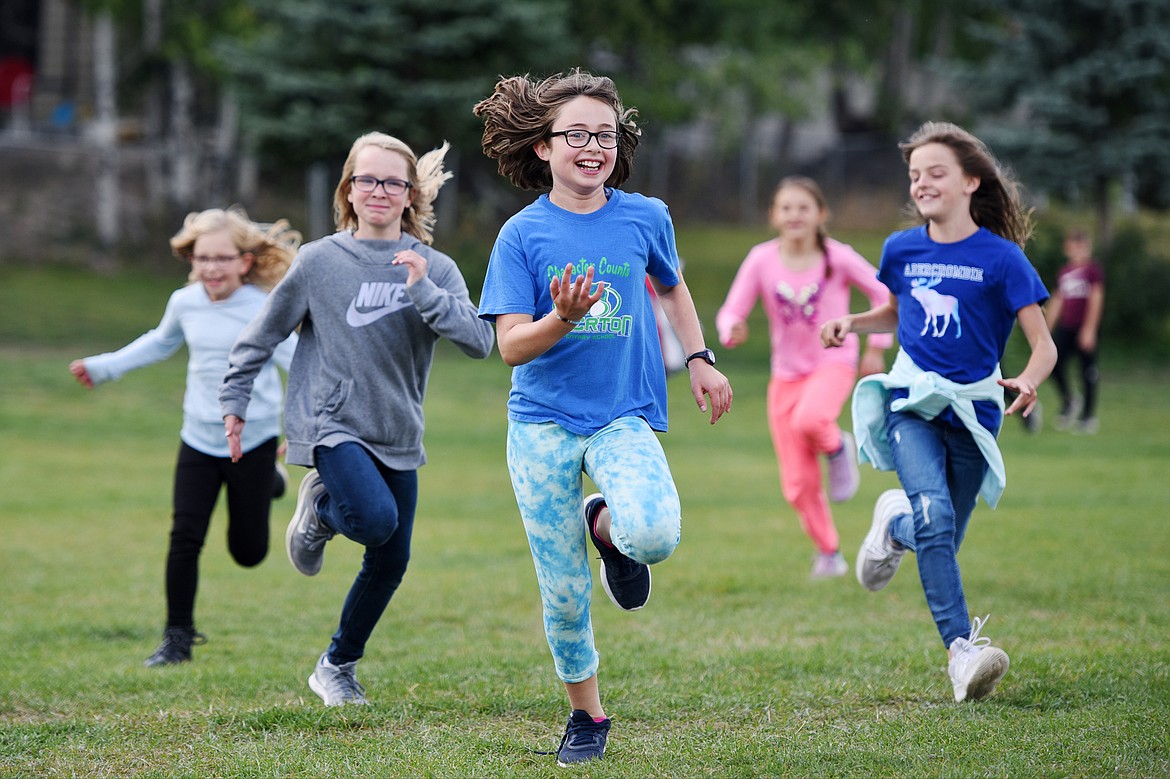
left=479, top=189, right=681, bottom=435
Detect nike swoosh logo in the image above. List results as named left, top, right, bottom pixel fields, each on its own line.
left=345, top=298, right=411, bottom=327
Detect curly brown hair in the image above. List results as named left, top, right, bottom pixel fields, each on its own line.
left=170, top=206, right=301, bottom=291
left=899, top=121, right=1034, bottom=248
left=333, top=132, right=452, bottom=245
left=473, top=69, right=640, bottom=191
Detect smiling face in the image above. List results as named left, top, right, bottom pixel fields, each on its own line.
left=347, top=145, right=414, bottom=239
left=190, top=228, right=251, bottom=301
left=907, top=142, right=980, bottom=227
left=769, top=184, right=825, bottom=244
left=534, top=95, right=618, bottom=211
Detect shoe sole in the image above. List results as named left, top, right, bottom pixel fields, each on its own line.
left=856, top=489, right=910, bottom=591
left=287, top=473, right=323, bottom=576
left=958, top=648, right=1010, bottom=702
left=828, top=431, right=860, bottom=502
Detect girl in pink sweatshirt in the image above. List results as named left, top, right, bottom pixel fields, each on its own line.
left=716, top=176, right=892, bottom=578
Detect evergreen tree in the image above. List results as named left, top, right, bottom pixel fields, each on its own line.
left=953, top=0, right=1170, bottom=240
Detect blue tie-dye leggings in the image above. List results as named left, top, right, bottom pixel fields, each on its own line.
left=507, top=416, right=682, bottom=683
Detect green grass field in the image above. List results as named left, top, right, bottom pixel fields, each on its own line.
left=2, top=229, right=1168, bottom=777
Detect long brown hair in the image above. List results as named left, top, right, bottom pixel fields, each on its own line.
left=473, top=69, right=641, bottom=190
left=899, top=121, right=1034, bottom=248
left=773, top=175, right=832, bottom=278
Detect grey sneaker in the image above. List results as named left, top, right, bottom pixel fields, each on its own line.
left=948, top=615, right=1009, bottom=702
left=286, top=470, right=333, bottom=576
left=308, top=652, right=368, bottom=706
left=856, top=489, right=910, bottom=591
left=827, top=431, right=860, bottom=502
left=811, top=551, right=849, bottom=579
left=555, top=709, right=611, bottom=767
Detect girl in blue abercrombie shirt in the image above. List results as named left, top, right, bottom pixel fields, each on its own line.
left=474, top=70, right=733, bottom=767
left=821, top=121, right=1056, bottom=704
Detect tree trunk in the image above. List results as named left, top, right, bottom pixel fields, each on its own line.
left=169, top=62, right=196, bottom=213
left=92, top=11, right=119, bottom=257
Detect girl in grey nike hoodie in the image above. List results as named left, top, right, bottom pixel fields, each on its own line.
left=220, top=132, right=493, bottom=706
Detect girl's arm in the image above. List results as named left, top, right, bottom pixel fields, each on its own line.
left=1080, top=281, right=1105, bottom=351
left=821, top=293, right=900, bottom=348
left=70, top=292, right=186, bottom=388
left=495, top=264, right=603, bottom=367
left=1043, top=291, right=1063, bottom=331
left=651, top=275, right=733, bottom=424
left=999, top=302, right=1057, bottom=418
left=715, top=255, right=760, bottom=349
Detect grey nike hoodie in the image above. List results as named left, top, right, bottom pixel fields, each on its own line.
left=220, top=231, right=494, bottom=470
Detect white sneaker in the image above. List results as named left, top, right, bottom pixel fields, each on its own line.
left=856, top=489, right=910, bottom=591
left=827, top=432, right=860, bottom=502
left=811, top=551, right=849, bottom=579
left=948, top=615, right=1010, bottom=702
left=308, top=652, right=368, bottom=706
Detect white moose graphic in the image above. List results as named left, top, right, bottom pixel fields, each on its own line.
left=910, top=277, right=962, bottom=338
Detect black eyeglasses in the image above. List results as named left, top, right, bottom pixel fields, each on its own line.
left=350, top=175, right=412, bottom=195
left=548, top=130, right=619, bottom=149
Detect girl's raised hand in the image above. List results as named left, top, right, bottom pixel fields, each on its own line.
left=820, top=316, right=852, bottom=348
left=392, top=249, right=428, bottom=286
left=549, top=264, right=603, bottom=322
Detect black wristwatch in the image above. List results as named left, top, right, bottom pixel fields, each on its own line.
left=685, top=348, right=716, bottom=367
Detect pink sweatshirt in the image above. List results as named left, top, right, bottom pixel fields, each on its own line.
left=717, top=237, right=893, bottom=381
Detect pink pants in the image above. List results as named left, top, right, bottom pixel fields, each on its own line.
left=766, top=362, right=857, bottom=554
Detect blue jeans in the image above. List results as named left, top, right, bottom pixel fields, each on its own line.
left=507, top=417, right=681, bottom=683
left=314, top=442, right=417, bottom=664
left=885, top=409, right=987, bottom=648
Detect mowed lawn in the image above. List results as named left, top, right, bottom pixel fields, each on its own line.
left=1, top=241, right=1167, bottom=777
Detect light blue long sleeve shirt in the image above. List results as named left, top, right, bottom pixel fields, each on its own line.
left=84, top=283, right=295, bottom=457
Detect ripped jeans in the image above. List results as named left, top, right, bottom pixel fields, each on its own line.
left=507, top=417, right=681, bottom=683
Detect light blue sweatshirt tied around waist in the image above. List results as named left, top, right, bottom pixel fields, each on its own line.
left=851, top=348, right=1007, bottom=509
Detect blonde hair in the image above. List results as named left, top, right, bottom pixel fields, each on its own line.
left=170, top=206, right=301, bottom=290
left=899, top=121, right=1034, bottom=248
left=333, top=132, right=452, bottom=245
left=473, top=69, right=641, bottom=190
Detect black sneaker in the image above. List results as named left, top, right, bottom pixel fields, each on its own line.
left=144, top=626, right=207, bottom=667
left=555, top=709, right=611, bottom=767
left=585, top=493, right=651, bottom=611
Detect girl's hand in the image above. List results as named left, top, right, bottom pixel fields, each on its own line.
left=549, top=264, right=603, bottom=322
left=723, top=321, right=749, bottom=349
left=69, top=359, right=94, bottom=389
left=689, top=362, right=733, bottom=425
left=393, top=249, right=428, bottom=286
left=224, top=414, right=246, bottom=462
left=999, top=377, right=1039, bottom=418
left=820, top=317, right=852, bottom=348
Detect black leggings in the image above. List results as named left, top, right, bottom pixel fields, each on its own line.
left=165, top=438, right=278, bottom=628
left=1051, top=325, right=1099, bottom=419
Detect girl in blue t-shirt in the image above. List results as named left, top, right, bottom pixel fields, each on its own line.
left=70, top=207, right=300, bottom=668
left=821, top=122, right=1056, bottom=704
left=473, top=70, right=733, bottom=767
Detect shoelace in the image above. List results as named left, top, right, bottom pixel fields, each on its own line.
left=548, top=718, right=608, bottom=756
left=967, top=614, right=993, bottom=651
left=321, top=663, right=365, bottom=702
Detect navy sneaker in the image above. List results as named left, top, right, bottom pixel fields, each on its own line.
left=555, top=709, right=611, bottom=767
left=585, top=493, right=651, bottom=611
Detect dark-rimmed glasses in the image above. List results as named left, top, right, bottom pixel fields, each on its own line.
left=548, top=130, right=619, bottom=149
left=350, top=175, right=412, bottom=195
